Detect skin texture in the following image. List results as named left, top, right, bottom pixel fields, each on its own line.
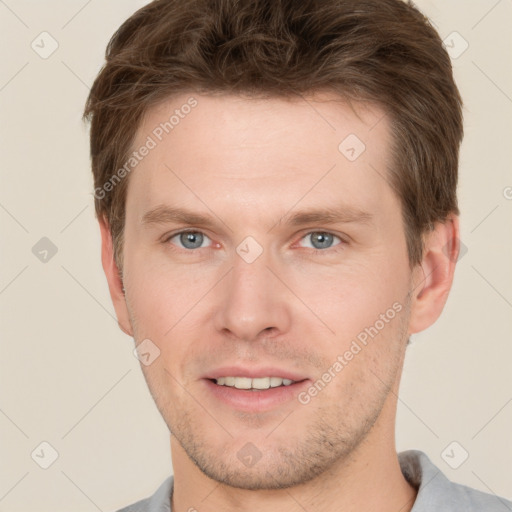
left=99, top=92, right=459, bottom=512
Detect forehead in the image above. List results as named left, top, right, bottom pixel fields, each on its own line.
left=125, top=92, right=397, bottom=226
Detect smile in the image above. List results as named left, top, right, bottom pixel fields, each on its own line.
left=214, top=376, right=296, bottom=390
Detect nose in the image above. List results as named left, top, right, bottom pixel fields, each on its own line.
left=213, top=249, right=292, bottom=342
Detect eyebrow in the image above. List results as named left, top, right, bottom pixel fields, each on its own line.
left=141, top=205, right=219, bottom=229
left=140, top=204, right=373, bottom=229
left=283, top=206, right=373, bottom=227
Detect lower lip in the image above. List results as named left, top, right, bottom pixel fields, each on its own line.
left=203, top=378, right=310, bottom=412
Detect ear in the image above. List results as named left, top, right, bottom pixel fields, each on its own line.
left=98, top=216, right=133, bottom=337
left=408, top=214, right=460, bottom=335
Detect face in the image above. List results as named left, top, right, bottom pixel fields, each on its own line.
left=111, top=92, right=423, bottom=489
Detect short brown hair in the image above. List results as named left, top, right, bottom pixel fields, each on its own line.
left=84, top=0, right=463, bottom=271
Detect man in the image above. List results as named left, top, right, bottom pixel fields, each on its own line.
left=84, top=0, right=511, bottom=511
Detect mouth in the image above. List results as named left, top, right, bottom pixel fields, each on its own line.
left=203, top=372, right=310, bottom=412
left=209, top=376, right=302, bottom=390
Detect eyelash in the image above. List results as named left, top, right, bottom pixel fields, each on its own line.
left=162, top=229, right=346, bottom=254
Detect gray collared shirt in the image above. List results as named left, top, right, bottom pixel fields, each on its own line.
left=116, top=450, right=512, bottom=511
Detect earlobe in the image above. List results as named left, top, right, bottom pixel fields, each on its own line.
left=98, top=216, right=134, bottom=337
left=408, top=215, right=460, bottom=335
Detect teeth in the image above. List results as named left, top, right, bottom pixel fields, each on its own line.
left=270, top=377, right=283, bottom=387
left=252, top=377, right=270, bottom=389
left=214, top=376, right=296, bottom=389
left=234, top=377, right=252, bottom=389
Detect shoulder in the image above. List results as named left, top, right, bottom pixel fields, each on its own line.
left=114, top=476, right=173, bottom=512
left=399, top=450, right=512, bottom=512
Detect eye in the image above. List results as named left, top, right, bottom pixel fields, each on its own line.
left=166, top=230, right=212, bottom=250
left=299, top=231, right=342, bottom=250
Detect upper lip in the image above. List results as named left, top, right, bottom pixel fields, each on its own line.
left=204, top=366, right=309, bottom=382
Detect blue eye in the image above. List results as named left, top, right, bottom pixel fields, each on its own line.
left=300, top=232, right=341, bottom=250
left=168, top=231, right=212, bottom=250
left=165, top=230, right=342, bottom=252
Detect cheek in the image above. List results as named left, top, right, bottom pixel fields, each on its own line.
left=124, top=248, right=217, bottom=335
left=288, top=257, right=408, bottom=339
left=313, top=299, right=409, bottom=402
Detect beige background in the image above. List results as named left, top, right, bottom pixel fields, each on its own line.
left=1, top=1, right=511, bottom=510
